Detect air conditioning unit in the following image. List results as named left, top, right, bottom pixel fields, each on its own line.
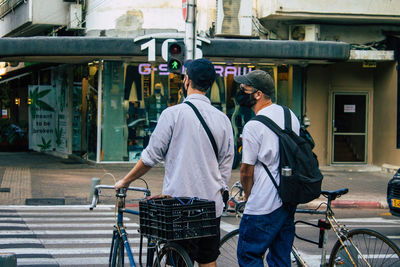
left=67, top=4, right=83, bottom=30
left=216, top=0, right=253, bottom=37
left=289, top=24, right=320, bottom=41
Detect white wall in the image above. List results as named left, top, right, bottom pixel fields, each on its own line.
left=85, top=0, right=184, bottom=36
left=258, top=0, right=400, bottom=18
left=85, top=0, right=216, bottom=37
left=32, top=0, right=69, bottom=25
left=0, top=0, right=70, bottom=37
left=0, top=1, right=31, bottom=37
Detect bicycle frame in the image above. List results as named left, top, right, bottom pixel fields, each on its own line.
left=294, top=189, right=351, bottom=267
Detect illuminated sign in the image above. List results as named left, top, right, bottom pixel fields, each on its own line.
left=0, top=62, right=6, bottom=76
left=138, top=63, right=253, bottom=77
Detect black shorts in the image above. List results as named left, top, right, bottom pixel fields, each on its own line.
left=176, top=217, right=221, bottom=264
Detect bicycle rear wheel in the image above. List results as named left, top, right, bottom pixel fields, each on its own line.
left=218, top=229, right=240, bottom=266
left=329, top=228, right=400, bottom=267
left=218, top=229, right=301, bottom=266
left=110, top=235, right=124, bottom=267
left=154, top=242, right=193, bottom=267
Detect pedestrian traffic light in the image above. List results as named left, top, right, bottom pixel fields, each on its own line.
left=167, top=41, right=185, bottom=74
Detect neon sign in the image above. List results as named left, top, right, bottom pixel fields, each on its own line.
left=138, top=63, right=253, bottom=77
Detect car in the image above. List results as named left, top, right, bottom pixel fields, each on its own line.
left=387, top=168, right=400, bottom=217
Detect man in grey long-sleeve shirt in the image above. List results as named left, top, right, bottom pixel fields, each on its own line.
left=115, top=58, right=234, bottom=267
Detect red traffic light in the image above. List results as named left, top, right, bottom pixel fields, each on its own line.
left=169, top=43, right=182, bottom=55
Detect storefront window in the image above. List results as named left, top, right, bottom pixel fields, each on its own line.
left=100, top=61, right=297, bottom=162
left=85, top=62, right=99, bottom=161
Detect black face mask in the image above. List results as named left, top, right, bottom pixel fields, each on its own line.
left=235, top=90, right=257, bottom=107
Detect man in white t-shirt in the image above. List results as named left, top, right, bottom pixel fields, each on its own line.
left=234, top=70, right=300, bottom=267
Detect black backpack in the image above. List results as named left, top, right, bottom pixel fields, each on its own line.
left=251, top=106, right=323, bottom=205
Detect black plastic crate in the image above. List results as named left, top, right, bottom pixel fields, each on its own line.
left=139, top=197, right=217, bottom=241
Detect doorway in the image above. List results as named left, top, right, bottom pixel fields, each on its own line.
left=332, top=93, right=368, bottom=163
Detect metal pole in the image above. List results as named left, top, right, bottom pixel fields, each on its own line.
left=96, top=60, right=103, bottom=163
left=185, top=0, right=196, bottom=60
left=89, top=177, right=100, bottom=203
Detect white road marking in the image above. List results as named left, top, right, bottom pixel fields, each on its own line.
left=0, top=217, right=129, bottom=222
left=0, top=229, right=119, bottom=235
left=336, top=217, right=400, bottom=224
left=17, top=256, right=143, bottom=266
left=1, top=247, right=141, bottom=255
left=0, top=238, right=138, bottom=244
left=0, top=223, right=138, bottom=228
left=0, top=205, right=114, bottom=209
left=220, top=221, right=238, bottom=233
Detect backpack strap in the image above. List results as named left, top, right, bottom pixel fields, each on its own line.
left=251, top=115, right=285, bottom=192
left=261, top=162, right=280, bottom=191
left=252, top=115, right=283, bottom=137
left=282, top=106, right=292, bottom=131
left=184, top=101, right=218, bottom=160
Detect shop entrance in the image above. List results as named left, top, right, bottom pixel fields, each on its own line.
left=332, top=93, right=368, bottom=163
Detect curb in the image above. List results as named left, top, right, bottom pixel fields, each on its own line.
left=300, top=200, right=388, bottom=210
left=331, top=200, right=387, bottom=209
left=382, top=164, right=400, bottom=174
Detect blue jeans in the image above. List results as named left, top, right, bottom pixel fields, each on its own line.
left=237, top=205, right=296, bottom=267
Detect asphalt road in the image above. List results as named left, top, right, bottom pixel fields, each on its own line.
left=0, top=205, right=399, bottom=267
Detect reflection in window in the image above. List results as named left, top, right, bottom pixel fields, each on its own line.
left=122, top=64, right=184, bottom=162
left=100, top=62, right=288, bottom=162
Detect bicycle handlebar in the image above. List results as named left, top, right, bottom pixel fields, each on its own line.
left=89, top=184, right=151, bottom=210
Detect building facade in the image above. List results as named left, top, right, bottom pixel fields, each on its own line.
left=0, top=0, right=399, bottom=168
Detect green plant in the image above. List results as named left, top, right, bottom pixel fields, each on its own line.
left=55, top=120, right=63, bottom=147
left=0, top=120, right=24, bottom=144
left=37, top=137, right=52, bottom=151
left=29, top=87, right=55, bottom=119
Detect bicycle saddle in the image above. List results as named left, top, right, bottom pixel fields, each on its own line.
left=321, top=188, right=349, bottom=201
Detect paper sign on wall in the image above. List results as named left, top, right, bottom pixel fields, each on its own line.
left=1, top=109, right=7, bottom=118
left=344, top=104, right=356, bottom=113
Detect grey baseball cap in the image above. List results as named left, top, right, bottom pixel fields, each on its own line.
left=234, top=70, right=275, bottom=98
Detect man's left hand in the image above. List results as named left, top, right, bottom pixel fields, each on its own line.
left=114, top=179, right=130, bottom=189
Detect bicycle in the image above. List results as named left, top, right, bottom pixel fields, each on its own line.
left=224, top=181, right=246, bottom=217
left=89, top=182, right=193, bottom=267
left=218, top=185, right=400, bottom=266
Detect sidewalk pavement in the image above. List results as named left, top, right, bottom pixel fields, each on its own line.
left=0, top=151, right=397, bottom=209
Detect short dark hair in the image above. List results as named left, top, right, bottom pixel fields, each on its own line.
left=190, top=79, right=210, bottom=92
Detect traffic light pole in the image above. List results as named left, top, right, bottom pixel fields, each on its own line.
left=185, top=0, right=196, bottom=60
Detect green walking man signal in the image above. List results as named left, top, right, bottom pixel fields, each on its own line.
left=167, top=41, right=185, bottom=74
left=171, top=60, right=179, bottom=69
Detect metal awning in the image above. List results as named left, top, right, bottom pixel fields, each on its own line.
left=0, top=36, right=350, bottom=64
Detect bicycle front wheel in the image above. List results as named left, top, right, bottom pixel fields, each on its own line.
left=154, top=242, right=193, bottom=267
left=110, top=235, right=124, bottom=267
left=218, top=229, right=301, bottom=266
left=329, top=228, right=400, bottom=267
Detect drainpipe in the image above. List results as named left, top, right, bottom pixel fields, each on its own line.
left=185, top=0, right=196, bottom=60
left=96, top=60, right=103, bottom=163
left=397, top=42, right=400, bottom=149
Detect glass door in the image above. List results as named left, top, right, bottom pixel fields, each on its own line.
left=332, top=93, right=368, bottom=163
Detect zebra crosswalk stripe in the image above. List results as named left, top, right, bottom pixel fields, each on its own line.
left=0, top=222, right=138, bottom=228
left=0, top=238, right=143, bottom=245
left=3, top=205, right=398, bottom=266
left=16, top=256, right=143, bottom=266
left=0, top=206, right=144, bottom=266
left=0, top=217, right=130, bottom=221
